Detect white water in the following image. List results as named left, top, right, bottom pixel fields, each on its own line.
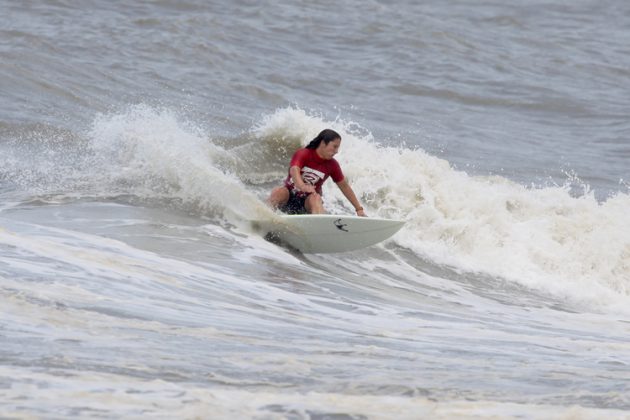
left=72, top=105, right=630, bottom=313
left=3, top=0, right=630, bottom=417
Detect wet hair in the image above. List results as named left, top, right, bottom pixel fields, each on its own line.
left=305, top=129, right=341, bottom=149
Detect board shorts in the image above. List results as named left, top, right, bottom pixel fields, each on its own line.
left=279, top=189, right=308, bottom=215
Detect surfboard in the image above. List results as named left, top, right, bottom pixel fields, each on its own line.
left=252, top=214, right=404, bottom=253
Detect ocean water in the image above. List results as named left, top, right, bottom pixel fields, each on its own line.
left=1, top=0, right=630, bottom=418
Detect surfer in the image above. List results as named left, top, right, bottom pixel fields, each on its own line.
left=267, top=129, right=367, bottom=216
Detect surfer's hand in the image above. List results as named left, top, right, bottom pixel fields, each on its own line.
left=356, top=208, right=367, bottom=217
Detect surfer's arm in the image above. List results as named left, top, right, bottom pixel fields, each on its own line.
left=290, top=166, right=316, bottom=194
left=336, top=179, right=366, bottom=217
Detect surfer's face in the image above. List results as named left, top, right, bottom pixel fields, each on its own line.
left=318, top=138, right=341, bottom=160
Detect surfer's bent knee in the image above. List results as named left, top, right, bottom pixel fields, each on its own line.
left=267, top=186, right=290, bottom=209
left=305, top=193, right=324, bottom=214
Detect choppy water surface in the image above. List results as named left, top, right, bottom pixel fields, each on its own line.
left=1, top=0, right=629, bottom=418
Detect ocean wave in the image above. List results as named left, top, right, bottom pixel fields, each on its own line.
left=252, top=107, right=630, bottom=310
left=2, top=104, right=628, bottom=310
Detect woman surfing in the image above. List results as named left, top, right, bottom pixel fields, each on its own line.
left=266, top=129, right=367, bottom=217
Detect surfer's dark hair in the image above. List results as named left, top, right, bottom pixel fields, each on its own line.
left=306, top=129, right=341, bottom=149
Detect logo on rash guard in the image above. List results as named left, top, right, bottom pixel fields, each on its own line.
left=301, top=166, right=325, bottom=186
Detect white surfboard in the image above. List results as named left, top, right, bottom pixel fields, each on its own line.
left=252, top=214, right=404, bottom=253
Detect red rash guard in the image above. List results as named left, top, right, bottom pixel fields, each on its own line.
left=283, top=148, right=344, bottom=197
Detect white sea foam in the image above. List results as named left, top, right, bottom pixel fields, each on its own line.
left=1, top=365, right=628, bottom=419
left=16, top=104, right=627, bottom=311
left=87, top=105, right=274, bottom=221
left=254, top=107, right=630, bottom=311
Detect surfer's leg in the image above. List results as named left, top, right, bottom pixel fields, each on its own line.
left=267, top=186, right=290, bottom=209
left=304, top=193, right=325, bottom=214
